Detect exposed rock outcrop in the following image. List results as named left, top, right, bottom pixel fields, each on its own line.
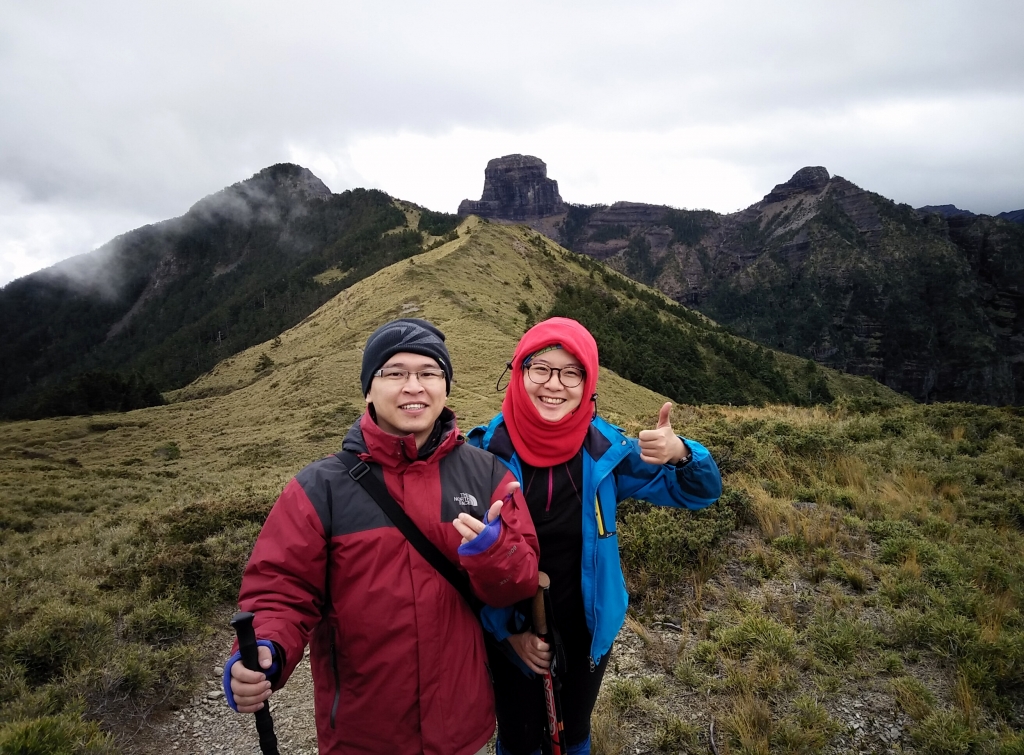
left=762, top=166, right=831, bottom=204
left=452, top=152, right=1022, bottom=404
left=458, top=155, right=565, bottom=220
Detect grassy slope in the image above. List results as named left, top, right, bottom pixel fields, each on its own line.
left=5, top=218, right=1018, bottom=754
left=0, top=218, right=677, bottom=752
left=168, top=216, right=687, bottom=425
left=600, top=402, right=1024, bottom=755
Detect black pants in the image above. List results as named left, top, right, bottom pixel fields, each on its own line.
left=488, top=633, right=611, bottom=755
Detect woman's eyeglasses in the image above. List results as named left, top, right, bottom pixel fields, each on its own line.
left=524, top=364, right=585, bottom=388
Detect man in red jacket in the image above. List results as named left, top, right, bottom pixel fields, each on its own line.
left=225, top=319, right=539, bottom=754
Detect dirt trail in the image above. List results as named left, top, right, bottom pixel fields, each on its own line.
left=134, top=644, right=319, bottom=755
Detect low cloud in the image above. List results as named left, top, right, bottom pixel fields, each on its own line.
left=1, top=0, right=1022, bottom=285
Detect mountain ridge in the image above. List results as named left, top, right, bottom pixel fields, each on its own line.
left=460, top=157, right=1024, bottom=404
left=0, top=165, right=434, bottom=416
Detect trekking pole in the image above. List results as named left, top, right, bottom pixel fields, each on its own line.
left=230, top=611, right=280, bottom=755
left=532, top=572, right=565, bottom=755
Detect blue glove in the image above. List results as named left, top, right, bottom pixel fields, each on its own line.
left=222, top=639, right=279, bottom=711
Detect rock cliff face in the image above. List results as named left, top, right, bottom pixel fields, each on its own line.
left=457, top=152, right=1023, bottom=404
left=458, top=155, right=565, bottom=220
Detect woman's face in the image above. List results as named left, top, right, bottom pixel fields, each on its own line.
left=522, top=347, right=585, bottom=422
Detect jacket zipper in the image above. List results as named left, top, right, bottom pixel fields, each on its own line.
left=595, top=492, right=614, bottom=538
left=590, top=488, right=601, bottom=670
left=329, top=636, right=340, bottom=728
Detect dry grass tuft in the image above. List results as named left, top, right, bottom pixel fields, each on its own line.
left=723, top=694, right=773, bottom=755
left=891, top=676, right=935, bottom=722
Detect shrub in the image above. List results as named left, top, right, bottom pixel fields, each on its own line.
left=619, top=491, right=743, bottom=605
left=654, top=714, right=698, bottom=751
left=772, top=695, right=839, bottom=753
left=123, top=599, right=197, bottom=647
left=161, top=496, right=272, bottom=544
left=7, top=604, right=113, bottom=685
left=254, top=353, right=274, bottom=372
left=909, top=710, right=978, bottom=755
left=805, top=612, right=875, bottom=666
left=152, top=441, right=180, bottom=461
left=607, top=678, right=642, bottom=712
left=0, top=715, right=115, bottom=754
left=716, top=615, right=796, bottom=662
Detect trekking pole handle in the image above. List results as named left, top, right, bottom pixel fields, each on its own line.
left=232, top=611, right=263, bottom=673
left=230, top=611, right=280, bottom=755
left=532, top=571, right=551, bottom=636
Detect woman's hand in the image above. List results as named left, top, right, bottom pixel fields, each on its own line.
left=508, top=631, right=553, bottom=674
left=638, top=402, right=690, bottom=465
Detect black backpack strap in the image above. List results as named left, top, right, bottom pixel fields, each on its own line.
left=335, top=450, right=483, bottom=616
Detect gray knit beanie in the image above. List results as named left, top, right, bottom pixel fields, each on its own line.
left=360, top=318, right=453, bottom=396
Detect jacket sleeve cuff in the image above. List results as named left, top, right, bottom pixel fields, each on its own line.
left=671, top=437, right=692, bottom=468
left=457, top=513, right=502, bottom=556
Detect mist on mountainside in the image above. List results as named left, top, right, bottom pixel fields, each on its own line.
left=0, top=165, right=461, bottom=418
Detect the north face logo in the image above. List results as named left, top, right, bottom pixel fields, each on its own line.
left=454, top=493, right=478, bottom=508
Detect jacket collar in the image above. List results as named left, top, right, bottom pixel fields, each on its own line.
left=482, top=413, right=615, bottom=464
left=342, top=407, right=461, bottom=471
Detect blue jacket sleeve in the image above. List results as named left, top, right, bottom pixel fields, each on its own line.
left=613, top=437, right=722, bottom=509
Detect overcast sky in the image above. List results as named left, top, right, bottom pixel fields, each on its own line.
left=2, top=0, right=1023, bottom=286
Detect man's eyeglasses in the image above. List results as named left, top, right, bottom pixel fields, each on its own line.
left=524, top=364, right=585, bottom=388
left=374, top=368, right=446, bottom=382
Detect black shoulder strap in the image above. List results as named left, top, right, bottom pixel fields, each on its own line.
left=335, top=450, right=483, bottom=616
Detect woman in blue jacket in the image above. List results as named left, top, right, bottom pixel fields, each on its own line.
left=467, top=317, right=722, bottom=755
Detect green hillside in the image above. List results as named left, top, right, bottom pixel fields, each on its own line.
left=2, top=219, right=1021, bottom=753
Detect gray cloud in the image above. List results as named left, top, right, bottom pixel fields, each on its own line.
left=2, top=0, right=1023, bottom=285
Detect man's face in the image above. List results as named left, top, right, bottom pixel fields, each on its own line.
left=365, top=352, right=448, bottom=448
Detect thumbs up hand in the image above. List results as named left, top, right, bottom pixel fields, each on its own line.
left=637, top=402, right=690, bottom=465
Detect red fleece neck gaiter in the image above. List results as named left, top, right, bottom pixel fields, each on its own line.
left=501, top=317, right=599, bottom=467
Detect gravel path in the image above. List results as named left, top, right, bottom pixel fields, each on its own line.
left=135, top=643, right=320, bottom=755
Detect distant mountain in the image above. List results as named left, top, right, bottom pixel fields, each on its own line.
left=460, top=159, right=1024, bottom=404
left=915, top=205, right=1024, bottom=224
left=0, top=164, right=459, bottom=417
left=916, top=204, right=977, bottom=218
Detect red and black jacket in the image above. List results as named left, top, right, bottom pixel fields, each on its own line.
left=238, top=408, right=539, bottom=755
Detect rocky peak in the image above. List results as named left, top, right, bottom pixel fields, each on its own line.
left=762, top=166, right=831, bottom=204
left=248, top=163, right=333, bottom=200
left=188, top=163, right=331, bottom=221
left=458, top=154, right=566, bottom=220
